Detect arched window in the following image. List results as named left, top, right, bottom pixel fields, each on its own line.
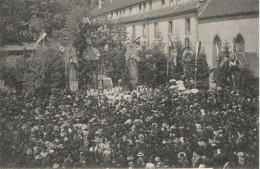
left=235, top=34, right=245, bottom=52
left=213, top=35, right=221, bottom=67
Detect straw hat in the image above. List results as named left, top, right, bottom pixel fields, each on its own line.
left=35, top=155, right=42, bottom=160
left=178, top=86, right=186, bottom=91
left=169, top=79, right=176, bottom=83
left=26, top=148, right=32, bottom=155
left=127, top=155, right=134, bottom=161
left=53, top=163, right=59, bottom=168
left=237, top=152, right=244, bottom=157
left=178, top=152, right=187, bottom=159
left=137, top=152, right=144, bottom=157
left=191, top=88, right=199, bottom=94
left=198, top=141, right=206, bottom=147
left=176, top=80, right=184, bottom=85
left=49, top=149, right=54, bottom=154
left=169, top=85, right=178, bottom=89
left=155, top=157, right=161, bottom=162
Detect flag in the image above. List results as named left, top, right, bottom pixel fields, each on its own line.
left=133, top=36, right=141, bottom=45
left=34, top=31, right=47, bottom=49
left=167, top=34, right=176, bottom=66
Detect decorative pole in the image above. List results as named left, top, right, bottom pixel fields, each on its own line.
left=194, top=41, right=201, bottom=84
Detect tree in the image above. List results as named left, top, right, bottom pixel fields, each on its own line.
left=0, top=0, right=94, bottom=45
left=138, top=33, right=168, bottom=87
left=21, top=47, right=65, bottom=97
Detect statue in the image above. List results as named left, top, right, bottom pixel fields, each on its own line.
left=125, top=42, right=140, bottom=89
left=64, top=44, right=79, bottom=92
left=82, top=38, right=100, bottom=61
left=182, top=38, right=195, bottom=80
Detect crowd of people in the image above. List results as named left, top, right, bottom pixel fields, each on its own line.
left=0, top=79, right=258, bottom=168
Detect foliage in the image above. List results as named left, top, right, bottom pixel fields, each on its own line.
left=0, top=0, right=97, bottom=45
left=0, top=59, right=23, bottom=92
left=138, top=33, right=168, bottom=87
left=21, top=47, right=66, bottom=97
left=214, top=63, right=258, bottom=97
left=67, top=17, right=128, bottom=89
left=0, top=47, right=66, bottom=97
left=233, top=66, right=258, bottom=97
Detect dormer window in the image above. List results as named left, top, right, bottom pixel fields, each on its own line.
left=116, top=10, right=118, bottom=16
left=143, top=2, right=146, bottom=11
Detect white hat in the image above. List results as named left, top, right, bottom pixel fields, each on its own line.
left=35, top=155, right=42, bottom=160
left=155, top=157, right=160, bottom=161
left=195, top=123, right=202, bottom=129
left=198, top=141, right=206, bottom=146
left=125, top=119, right=132, bottom=124
left=49, top=149, right=54, bottom=154
left=169, top=79, right=176, bottom=83
left=137, top=152, right=144, bottom=157
left=183, top=90, right=192, bottom=94
left=191, top=88, right=199, bottom=94
left=178, top=86, right=186, bottom=91
left=53, top=163, right=59, bottom=168
left=176, top=80, right=184, bottom=84
left=178, top=152, right=186, bottom=159
left=169, top=85, right=178, bottom=89
left=237, top=152, right=244, bottom=157
left=199, top=164, right=206, bottom=168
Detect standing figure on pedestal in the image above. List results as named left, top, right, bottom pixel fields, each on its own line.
left=182, top=38, right=195, bottom=80
left=125, top=41, right=140, bottom=89
left=63, top=44, right=79, bottom=92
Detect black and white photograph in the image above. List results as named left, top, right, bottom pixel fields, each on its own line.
left=0, top=0, right=259, bottom=168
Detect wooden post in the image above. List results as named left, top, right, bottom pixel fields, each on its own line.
left=195, top=41, right=201, bottom=84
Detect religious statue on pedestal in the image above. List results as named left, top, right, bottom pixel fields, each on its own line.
left=125, top=41, right=140, bottom=89
left=63, top=44, right=79, bottom=92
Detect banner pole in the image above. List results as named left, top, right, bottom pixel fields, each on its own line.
left=195, top=41, right=201, bottom=84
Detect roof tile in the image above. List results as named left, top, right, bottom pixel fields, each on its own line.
left=199, top=0, right=259, bottom=19
left=90, top=0, right=146, bottom=16
left=113, top=2, right=198, bottom=24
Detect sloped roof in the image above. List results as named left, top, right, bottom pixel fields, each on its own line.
left=113, top=2, right=198, bottom=24
left=236, top=52, right=259, bottom=77
left=0, top=42, right=35, bottom=52
left=199, top=0, right=259, bottom=19
left=90, top=0, right=146, bottom=16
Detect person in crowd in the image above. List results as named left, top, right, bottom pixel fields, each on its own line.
left=0, top=79, right=258, bottom=168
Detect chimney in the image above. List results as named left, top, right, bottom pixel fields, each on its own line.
left=99, top=0, right=102, bottom=9
left=110, top=0, right=113, bottom=3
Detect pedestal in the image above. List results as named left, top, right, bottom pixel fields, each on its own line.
left=70, top=81, right=78, bottom=92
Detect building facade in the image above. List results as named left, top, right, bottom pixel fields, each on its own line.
left=91, top=0, right=203, bottom=51
left=91, top=0, right=259, bottom=70
left=198, top=0, right=259, bottom=68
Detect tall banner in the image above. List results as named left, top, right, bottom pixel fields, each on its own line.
left=64, top=44, right=78, bottom=91
left=34, top=31, right=47, bottom=49
left=125, top=42, right=140, bottom=88
left=182, top=38, right=195, bottom=80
